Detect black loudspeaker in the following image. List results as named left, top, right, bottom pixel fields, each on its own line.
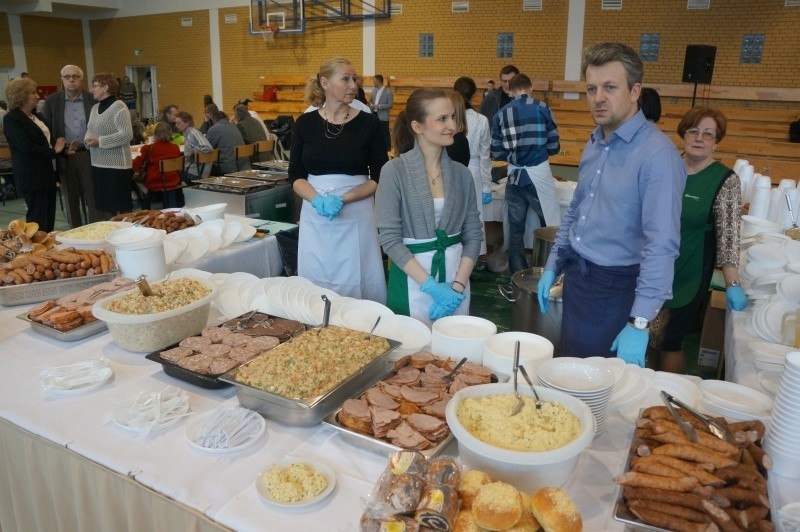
left=682, top=45, right=717, bottom=84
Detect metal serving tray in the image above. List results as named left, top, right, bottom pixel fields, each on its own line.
left=611, top=409, right=771, bottom=532
left=224, top=170, right=288, bottom=183
left=0, top=271, right=117, bottom=307
left=252, top=160, right=289, bottom=172
left=145, top=351, right=231, bottom=390
left=17, top=312, right=108, bottom=342
left=194, top=176, right=266, bottom=189
left=219, top=336, right=401, bottom=426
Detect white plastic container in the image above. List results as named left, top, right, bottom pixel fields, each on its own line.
left=57, top=221, right=132, bottom=252
left=446, top=382, right=595, bottom=491
left=92, top=277, right=217, bottom=352
left=431, top=316, right=497, bottom=364
left=106, top=226, right=168, bottom=281
left=482, top=331, right=553, bottom=379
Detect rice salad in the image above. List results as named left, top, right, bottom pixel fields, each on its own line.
left=107, top=278, right=210, bottom=315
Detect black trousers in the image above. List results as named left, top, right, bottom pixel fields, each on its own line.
left=22, top=188, right=57, bottom=232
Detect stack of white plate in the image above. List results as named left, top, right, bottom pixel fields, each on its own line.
left=698, top=379, right=772, bottom=422
left=749, top=299, right=798, bottom=343
left=765, top=351, right=800, bottom=478
left=749, top=341, right=793, bottom=372
left=536, top=357, right=615, bottom=435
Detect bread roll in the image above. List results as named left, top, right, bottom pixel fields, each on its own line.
left=529, top=487, right=582, bottom=532
left=452, top=509, right=482, bottom=532
left=506, top=509, right=542, bottom=532
left=472, top=481, right=523, bottom=531
left=458, top=469, right=493, bottom=509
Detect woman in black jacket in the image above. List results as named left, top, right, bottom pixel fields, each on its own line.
left=3, top=78, right=66, bottom=231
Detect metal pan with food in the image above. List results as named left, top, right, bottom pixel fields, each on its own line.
left=18, top=312, right=107, bottom=342
left=322, top=352, right=502, bottom=457
left=219, top=325, right=400, bottom=426
left=145, top=312, right=305, bottom=389
left=612, top=405, right=772, bottom=532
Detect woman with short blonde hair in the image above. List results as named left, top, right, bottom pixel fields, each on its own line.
left=3, top=77, right=66, bottom=231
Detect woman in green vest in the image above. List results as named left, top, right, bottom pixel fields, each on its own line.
left=652, top=106, right=747, bottom=373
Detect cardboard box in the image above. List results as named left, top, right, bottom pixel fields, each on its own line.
left=698, top=289, right=727, bottom=376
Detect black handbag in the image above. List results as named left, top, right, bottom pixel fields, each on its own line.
left=132, top=146, right=152, bottom=183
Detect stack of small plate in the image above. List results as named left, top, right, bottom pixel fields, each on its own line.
left=749, top=299, right=797, bottom=343
left=698, top=379, right=772, bottom=421
left=536, top=357, right=615, bottom=435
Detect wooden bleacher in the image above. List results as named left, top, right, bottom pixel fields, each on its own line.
left=251, top=76, right=800, bottom=181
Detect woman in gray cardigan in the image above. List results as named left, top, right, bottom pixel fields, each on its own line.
left=375, top=88, right=483, bottom=324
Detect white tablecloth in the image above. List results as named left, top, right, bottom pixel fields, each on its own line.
left=0, top=299, right=797, bottom=530
left=191, top=232, right=283, bottom=278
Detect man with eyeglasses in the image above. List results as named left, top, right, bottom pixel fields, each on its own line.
left=537, top=43, right=686, bottom=367
left=43, top=65, right=99, bottom=226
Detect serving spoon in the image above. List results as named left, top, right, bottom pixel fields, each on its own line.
left=510, top=340, right=524, bottom=416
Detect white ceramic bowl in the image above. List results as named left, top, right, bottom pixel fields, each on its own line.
left=91, top=276, right=217, bottom=352
left=445, top=382, right=595, bottom=491
left=431, top=316, right=497, bottom=364
left=482, top=331, right=554, bottom=378
left=57, top=221, right=133, bottom=252
left=187, top=203, right=227, bottom=222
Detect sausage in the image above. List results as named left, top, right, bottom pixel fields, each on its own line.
left=614, top=471, right=698, bottom=492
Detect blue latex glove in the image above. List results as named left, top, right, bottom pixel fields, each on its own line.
left=421, top=277, right=465, bottom=311
left=310, top=195, right=328, bottom=217
left=482, top=192, right=493, bottom=205
left=322, top=195, right=344, bottom=219
left=726, top=285, right=747, bottom=311
left=610, top=326, right=649, bottom=367
left=537, top=269, right=557, bottom=314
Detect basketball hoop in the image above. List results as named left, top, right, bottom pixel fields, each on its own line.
left=261, top=23, right=280, bottom=44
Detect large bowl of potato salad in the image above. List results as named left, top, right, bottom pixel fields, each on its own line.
left=92, top=276, right=217, bottom=352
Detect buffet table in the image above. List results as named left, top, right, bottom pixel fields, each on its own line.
left=1, top=300, right=798, bottom=531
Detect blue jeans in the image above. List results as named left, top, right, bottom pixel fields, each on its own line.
left=506, top=183, right=545, bottom=274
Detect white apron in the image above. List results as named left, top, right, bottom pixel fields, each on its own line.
left=468, top=156, right=488, bottom=255
left=403, top=235, right=470, bottom=327
left=298, top=174, right=387, bottom=303
left=509, top=160, right=561, bottom=227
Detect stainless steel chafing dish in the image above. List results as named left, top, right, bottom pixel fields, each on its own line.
left=219, top=334, right=401, bottom=426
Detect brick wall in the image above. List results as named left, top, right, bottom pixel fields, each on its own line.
left=0, top=13, right=12, bottom=69
left=375, top=0, right=568, bottom=80
left=217, top=6, right=364, bottom=112
left=90, top=11, right=213, bottom=121
left=584, top=0, right=800, bottom=87
left=20, top=16, right=84, bottom=86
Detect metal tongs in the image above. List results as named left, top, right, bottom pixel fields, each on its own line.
left=321, top=295, right=331, bottom=327
left=661, top=390, right=735, bottom=444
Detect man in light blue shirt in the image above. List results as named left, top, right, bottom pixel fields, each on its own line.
left=538, top=42, right=686, bottom=366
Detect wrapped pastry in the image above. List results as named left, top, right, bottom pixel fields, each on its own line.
left=425, top=456, right=461, bottom=490
left=384, top=473, right=425, bottom=515
left=389, top=450, right=428, bottom=477
left=360, top=514, right=420, bottom=532
left=415, top=484, right=459, bottom=531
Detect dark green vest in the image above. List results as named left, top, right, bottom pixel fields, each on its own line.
left=665, top=161, right=731, bottom=309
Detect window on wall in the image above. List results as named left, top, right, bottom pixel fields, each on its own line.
left=497, top=33, right=514, bottom=58
left=639, top=33, right=660, bottom=62
left=419, top=33, right=434, bottom=58
left=740, top=34, right=765, bottom=64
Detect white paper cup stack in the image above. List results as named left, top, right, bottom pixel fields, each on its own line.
left=749, top=186, right=773, bottom=220
left=535, top=357, right=614, bottom=436
left=764, top=351, right=800, bottom=478
left=768, top=187, right=785, bottom=224
left=734, top=158, right=749, bottom=176
left=779, top=178, right=797, bottom=190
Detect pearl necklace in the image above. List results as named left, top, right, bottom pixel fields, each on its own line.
left=322, top=106, right=350, bottom=139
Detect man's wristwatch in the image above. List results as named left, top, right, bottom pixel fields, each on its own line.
left=628, top=316, right=649, bottom=331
